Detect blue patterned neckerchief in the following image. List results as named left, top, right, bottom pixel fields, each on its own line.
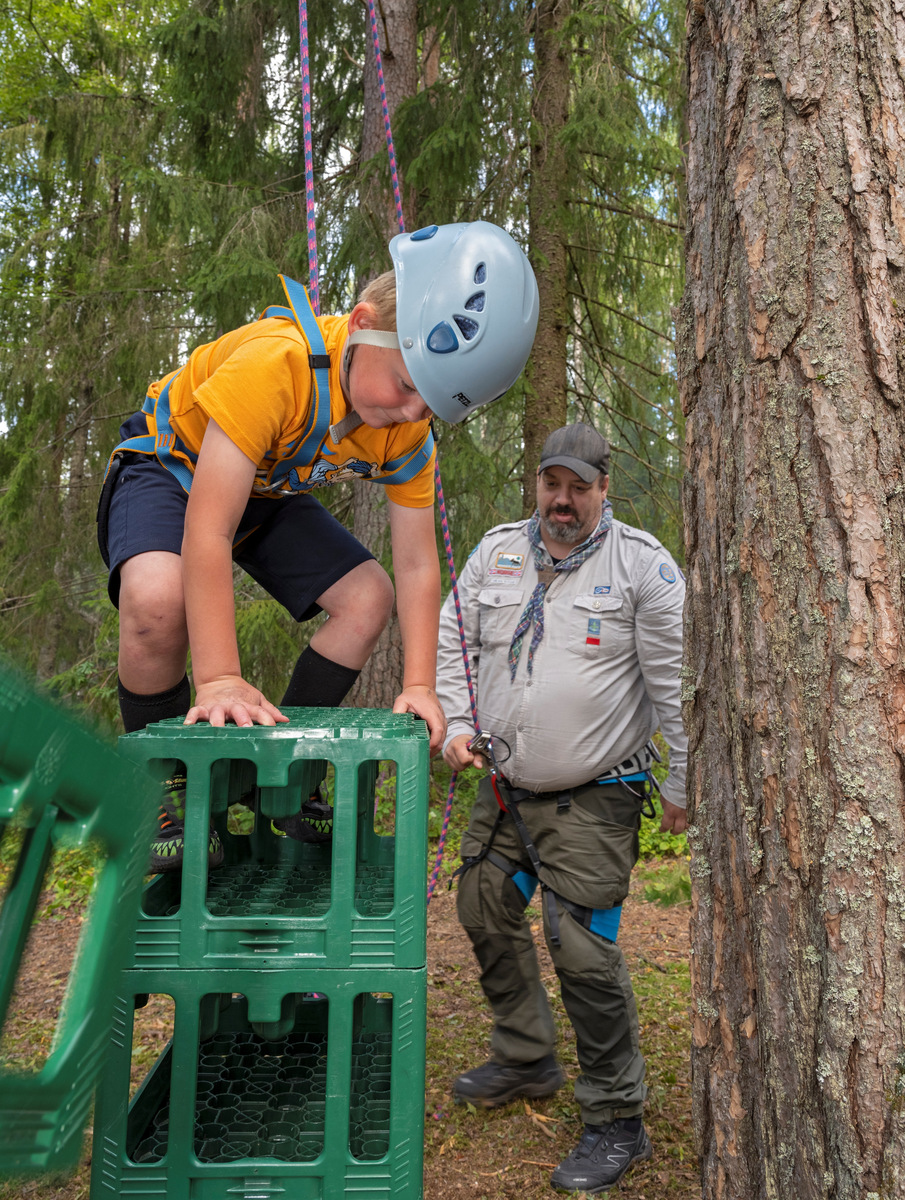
left=508, top=501, right=614, bottom=681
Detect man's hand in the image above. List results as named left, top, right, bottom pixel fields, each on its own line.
left=392, top=684, right=447, bottom=754
left=443, top=733, right=486, bottom=772
left=659, top=797, right=687, bottom=835
left=186, top=675, right=289, bottom=728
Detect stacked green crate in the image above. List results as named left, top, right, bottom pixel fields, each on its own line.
left=0, top=666, right=156, bottom=1174
left=90, top=709, right=429, bottom=1200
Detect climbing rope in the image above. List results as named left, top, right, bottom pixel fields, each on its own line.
left=365, top=0, right=406, bottom=236
left=298, top=0, right=320, bottom=313
left=300, top=0, right=480, bottom=900
left=362, top=2, right=481, bottom=902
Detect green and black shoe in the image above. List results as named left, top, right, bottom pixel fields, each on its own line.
left=149, top=774, right=224, bottom=874
left=272, top=789, right=333, bottom=845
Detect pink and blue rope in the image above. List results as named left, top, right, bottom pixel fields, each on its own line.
left=298, top=0, right=320, bottom=314
left=364, top=3, right=478, bottom=902
left=428, top=463, right=481, bottom=901
left=365, top=0, right=406, bottom=235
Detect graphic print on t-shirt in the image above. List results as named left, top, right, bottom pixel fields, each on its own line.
left=283, top=457, right=380, bottom=492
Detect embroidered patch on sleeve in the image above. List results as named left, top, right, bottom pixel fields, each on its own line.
left=659, top=563, right=677, bottom=584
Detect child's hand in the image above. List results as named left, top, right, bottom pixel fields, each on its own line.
left=186, top=675, right=289, bottom=727
left=392, top=685, right=447, bottom=754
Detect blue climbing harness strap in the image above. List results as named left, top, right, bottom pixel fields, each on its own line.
left=104, top=274, right=435, bottom=496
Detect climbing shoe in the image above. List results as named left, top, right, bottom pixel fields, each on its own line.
left=550, top=1119, right=652, bottom=1193
left=149, top=774, right=224, bottom=874
left=453, top=1054, right=565, bottom=1108
left=272, top=790, right=333, bottom=845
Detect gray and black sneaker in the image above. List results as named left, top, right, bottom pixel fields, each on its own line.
left=550, top=1119, right=652, bottom=1193
left=272, top=790, right=333, bottom=844
left=149, top=774, right=224, bottom=873
left=453, top=1054, right=565, bottom=1108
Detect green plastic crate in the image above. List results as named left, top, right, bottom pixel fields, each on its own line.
left=118, top=710, right=430, bottom=971
left=0, top=668, right=156, bottom=1174
left=90, top=967, right=426, bottom=1200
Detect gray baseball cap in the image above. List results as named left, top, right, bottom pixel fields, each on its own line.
left=538, top=423, right=610, bottom=483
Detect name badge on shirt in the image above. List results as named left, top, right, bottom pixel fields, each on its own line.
left=489, top=551, right=525, bottom=578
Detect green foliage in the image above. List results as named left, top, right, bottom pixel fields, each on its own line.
left=638, top=794, right=688, bottom=859
left=0, top=826, right=100, bottom=917
left=0, top=0, right=686, bottom=715
left=640, top=858, right=692, bottom=906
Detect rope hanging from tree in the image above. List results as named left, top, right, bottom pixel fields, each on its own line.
left=297, top=0, right=480, bottom=900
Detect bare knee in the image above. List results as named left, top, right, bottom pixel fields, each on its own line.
left=355, top=562, right=395, bottom=638
left=119, top=553, right=188, bottom=661
left=319, top=561, right=395, bottom=642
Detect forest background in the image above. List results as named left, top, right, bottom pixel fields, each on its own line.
left=0, top=0, right=685, bottom=728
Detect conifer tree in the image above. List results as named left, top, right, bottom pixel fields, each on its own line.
left=0, top=0, right=686, bottom=725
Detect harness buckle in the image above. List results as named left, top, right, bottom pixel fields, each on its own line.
left=556, top=790, right=571, bottom=812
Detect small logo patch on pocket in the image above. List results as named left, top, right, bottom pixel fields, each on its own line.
left=586, top=617, right=601, bottom=645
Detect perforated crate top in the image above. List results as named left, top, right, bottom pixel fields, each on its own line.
left=127, top=708, right=429, bottom=741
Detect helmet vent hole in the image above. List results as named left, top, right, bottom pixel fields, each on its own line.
left=464, top=292, right=485, bottom=312
left=454, top=315, right=480, bottom=341
left=474, top=263, right=486, bottom=285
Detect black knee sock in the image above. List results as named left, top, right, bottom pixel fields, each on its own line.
left=118, top=675, right=191, bottom=733
left=281, top=646, right=360, bottom=708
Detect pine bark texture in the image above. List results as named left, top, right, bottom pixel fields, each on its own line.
left=523, top=0, right=571, bottom=515
left=678, top=0, right=905, bottom=1193
left=347, top=0, right=417, bottom=709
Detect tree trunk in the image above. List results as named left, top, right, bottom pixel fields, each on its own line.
left=37, top=380, right=93, bottom=681
left=522, top=0, right=571, bottom=516
left=347, top=0, right=417, bottom=709
left=679, top=0, right=905, bottom=1192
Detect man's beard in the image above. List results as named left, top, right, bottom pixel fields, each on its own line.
left=540, top=505, right=594, bottom=546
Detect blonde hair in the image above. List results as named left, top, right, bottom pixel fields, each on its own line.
left=358, top=270, right=397, bottom=331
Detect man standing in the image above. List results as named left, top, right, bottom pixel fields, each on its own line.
left=435, top=423, right=687, bottom=1194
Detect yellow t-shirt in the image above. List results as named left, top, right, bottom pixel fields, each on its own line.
left=147, top=312, right=435, bottom=508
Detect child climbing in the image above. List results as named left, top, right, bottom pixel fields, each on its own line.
left=97, top=220, right=539, bottom=871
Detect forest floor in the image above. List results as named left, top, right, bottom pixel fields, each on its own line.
left=0, top=858, right=695, bottom=1200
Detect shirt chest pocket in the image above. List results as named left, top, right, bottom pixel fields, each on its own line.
left=569, top=592, right=625, bottom=658
left=478, top=586, right=525, bottom=647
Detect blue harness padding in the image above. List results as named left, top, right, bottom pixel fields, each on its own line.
left=589, top=904, right=622, bottom=941
left=104, top=275, right=434, bottom=495
left=595, top=771, right=648, bottom=785
left=487, top=855, right=622, bottom=943
left=511, top=870, right=538, bottom=905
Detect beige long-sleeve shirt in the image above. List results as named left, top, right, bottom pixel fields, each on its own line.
left=436, top=516, right=688, bottom=806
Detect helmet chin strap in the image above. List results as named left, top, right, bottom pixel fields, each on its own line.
left=342, top=328, right=401, bottom=374
left=333, top=329, right=401, bottom=444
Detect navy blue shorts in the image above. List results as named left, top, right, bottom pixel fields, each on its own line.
left=101, top=448, right=374, bottom=621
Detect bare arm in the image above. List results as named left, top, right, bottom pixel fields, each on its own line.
left=388, top=499, right=446, bottom=752
left=182, top=420, right=287, bottom=727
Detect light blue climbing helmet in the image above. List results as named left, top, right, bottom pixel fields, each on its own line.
left=346, top=221, right=539, bottom=424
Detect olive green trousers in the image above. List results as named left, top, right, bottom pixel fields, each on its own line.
left=456, top=776, right=648, bottom=1124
